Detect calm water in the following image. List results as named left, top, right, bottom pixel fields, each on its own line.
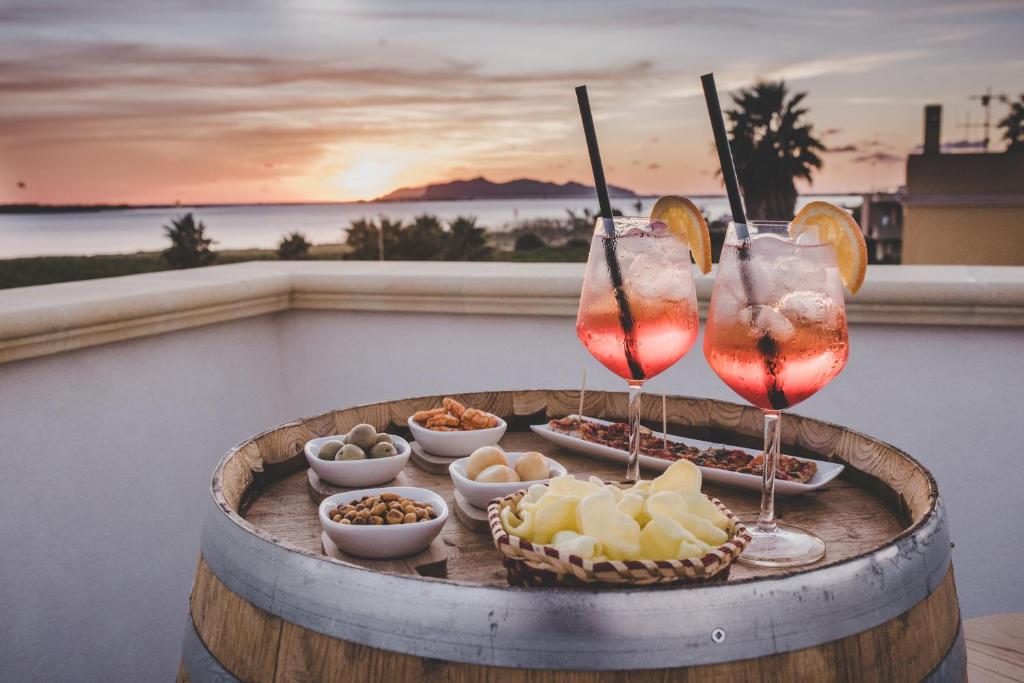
left=0, top=195, right=860, bottom=258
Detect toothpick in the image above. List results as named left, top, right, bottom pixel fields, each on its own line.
left=662, top=393, right=668, bottom=451
left=578, top=369, right=587, bottom=420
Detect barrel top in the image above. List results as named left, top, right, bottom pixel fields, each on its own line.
left=212, top=389, right=939, bottom=587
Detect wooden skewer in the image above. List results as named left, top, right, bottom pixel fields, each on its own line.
left=662, top=393, right=668, bottom=451
left=578, top=369, right=587, bottom=420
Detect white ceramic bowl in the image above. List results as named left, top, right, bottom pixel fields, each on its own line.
left=304, top=434, right=410, bottom=487
left=407, top=414, right=507, bottom=458
left=449, top=452, right=567, bottom=509
left=318, top=486, right=448, bottom=559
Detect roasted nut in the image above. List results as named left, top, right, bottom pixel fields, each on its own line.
left=370, top=503, right=386, bottom=516
left=415, top=508, right=428, bottom=520
left=367, top=516, right=384, bottom=525
left=355, top=509, right=370, bottom=520
left=429, top=425, right=458, bottom=431
left=403, top=512, right=418, bottom=524
left=442, top=397, right=466, bottom=418
left=332, top=514, right=342, bottom=523
left=381, top=493, right=401, bottom=502
left=352, top=517, right=366, bottom=525
left=343, top=510, right=358, bottom=521
left=386, top=509, right=404, bottom=524
left=387, top=501, right=403, bottom=510
left=364, top=497, right=379, bottom=508
left=339, top=518, right=351, bottom=525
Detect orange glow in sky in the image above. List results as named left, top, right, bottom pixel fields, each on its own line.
left=1, top=1, right=1021, bottom=204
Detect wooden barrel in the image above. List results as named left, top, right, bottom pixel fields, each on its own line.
left=178, top=390, right=964, bottom=682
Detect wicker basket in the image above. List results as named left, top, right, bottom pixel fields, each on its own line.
left=488, top=488, right=751, bottom=587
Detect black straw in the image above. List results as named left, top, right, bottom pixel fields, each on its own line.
left=575, top=85, right=644, bottom=381
left=701, top=73, right=749, bottom=237
left=575, top=86, right=614, bottom=231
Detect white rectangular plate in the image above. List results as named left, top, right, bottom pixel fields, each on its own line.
left=530, top=416, right=843, bottom=496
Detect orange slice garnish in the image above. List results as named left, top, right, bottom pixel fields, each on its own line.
left=791, top=201, right=868, bottom=293
left=650, top=195, right=712, bottom=274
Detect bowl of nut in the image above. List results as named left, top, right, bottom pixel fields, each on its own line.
left=304, top=424, right=410, bottom=487
left=450, top=446, right=568, bottom=509
left=407, top=397, right=507, bottom=458
left=318, top=487, right=448, bottom=559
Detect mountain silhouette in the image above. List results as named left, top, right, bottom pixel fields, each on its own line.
left=376, top=176, right=637, bottom=201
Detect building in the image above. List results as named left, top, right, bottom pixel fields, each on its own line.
left=902, top=104, right=1024, bottom=265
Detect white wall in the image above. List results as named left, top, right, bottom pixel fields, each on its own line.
left=0, top=315, right=290, bottom=682
left=1, top=275, right=1022, bottom=681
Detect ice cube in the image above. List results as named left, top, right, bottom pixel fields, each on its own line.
left=776, top=290, right=839, bottom=327
left=724, top=257, right=776, bottom=306
left=628, top=263, right=692, bottom=302
left=739, top=305, right=795, bottom=342
left=775, top=256, right=826, bottom=293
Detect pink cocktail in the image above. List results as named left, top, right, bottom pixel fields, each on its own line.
left=576, top=217, right=698, bottom=481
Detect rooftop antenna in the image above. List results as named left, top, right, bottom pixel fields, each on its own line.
left=968, top=87, right=1011, bottom=152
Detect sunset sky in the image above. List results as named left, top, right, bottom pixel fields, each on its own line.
left=1, top=0, right=1021, bottom=204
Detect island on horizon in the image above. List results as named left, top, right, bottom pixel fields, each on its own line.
left=375, top=176, right=638, bottom=202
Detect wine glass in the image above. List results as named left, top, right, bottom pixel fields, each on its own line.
left=703, top=221, right=849, bottom=567
left=576, top=216, right=699, bottom=482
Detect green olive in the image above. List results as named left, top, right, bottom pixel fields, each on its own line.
left=318, top=440, right=345, bottom=460
left=369, top=442, right=398, bottom=459
left=347, top=424, right=378, bottom=451
left=336, top=444, right=366, bottom=461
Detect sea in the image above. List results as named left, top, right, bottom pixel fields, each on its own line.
left=0, top=195, right=862, bottom=259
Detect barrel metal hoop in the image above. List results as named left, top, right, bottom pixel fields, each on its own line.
left=181, top=612, right=241, bottom=683
left=922, top=623, right=967, bottom=683
left=200, top=490, right=952, bottom=671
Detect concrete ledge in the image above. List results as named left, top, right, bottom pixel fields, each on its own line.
left=2, top=261, right=1023, bottom=364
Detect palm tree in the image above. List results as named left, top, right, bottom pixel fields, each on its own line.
left=998, top=95, right=1024, bottom=152
left=162, top=213, right=214, bottom=268
left=444, top=216, right=492, bottom=260
left=725, top=81, right=825, bottom=220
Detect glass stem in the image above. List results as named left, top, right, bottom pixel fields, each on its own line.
left=757, top=410, right=782, bottom=532
left=626, top=380, right=644, bottom=483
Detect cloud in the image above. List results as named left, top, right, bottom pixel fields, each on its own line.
left=821, top=128, right=843, bottom=137
left=852, top=152, right=903, bottom=164
left=825, top=144, right=858, bottom=153
left=647, top=163, right=661, bottom=170
left=769, top=49, right=929, bottom=82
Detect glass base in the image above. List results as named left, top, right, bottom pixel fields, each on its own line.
left=736, top=519, right=826, bottom=568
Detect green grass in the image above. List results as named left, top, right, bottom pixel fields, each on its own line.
left=0, top=242, right=588, bottom=290
left=0, top=244, right=350, bottom=290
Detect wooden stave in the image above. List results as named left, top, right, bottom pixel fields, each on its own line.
left=186, top=560, right=965, bottom=682
left=188, top=390, right=958, bottom=676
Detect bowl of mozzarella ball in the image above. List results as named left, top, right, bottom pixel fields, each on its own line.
left=449, top=446, right=567, bottom=509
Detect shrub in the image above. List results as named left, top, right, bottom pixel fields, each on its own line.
left=277, top=232, right=311, bottom=260
left=162, top=213, right=214, bottom=269
left=565, top=238, right=590, bottom=249
left=444, top=216, right=492, bottom=260
left=514, top=232, right=545, bottom=251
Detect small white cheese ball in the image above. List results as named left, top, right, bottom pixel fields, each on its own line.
left=475, top=464, right=521, bottom=484
left=465, top=446, right=508, bottom=480
left=514, top=452, right=550, bottom=482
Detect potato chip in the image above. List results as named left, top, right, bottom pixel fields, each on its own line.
left=617, top=492, right=646, bottom=521
left=577, top=489, right=642, bottom=560
left=555, top=533, right=602, bottom=559
left=644, top=490, right=689, bottom=520
left=549, top=475, right=602, bottom=498
left=677, top=541, right=706, bottom=560
left=676, top=511, right=729, bottom=546
left=532, top=496, right=579, bottom=545
left=678, top=491, right=731, bottom=531
left=639, top=516, right=691, bottom=560
left=501, top=507, right=534, bottom=540
left=650, top=459, right=702, bottom=494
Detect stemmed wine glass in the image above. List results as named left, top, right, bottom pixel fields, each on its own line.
left=703, top=221, right=849, bottom=567
left=576, top=216, right=699, bottom=482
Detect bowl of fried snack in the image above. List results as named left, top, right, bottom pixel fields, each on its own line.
left=407, top=397, right=506, bottom=457
left=319, top=487, right=448, bottom=559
